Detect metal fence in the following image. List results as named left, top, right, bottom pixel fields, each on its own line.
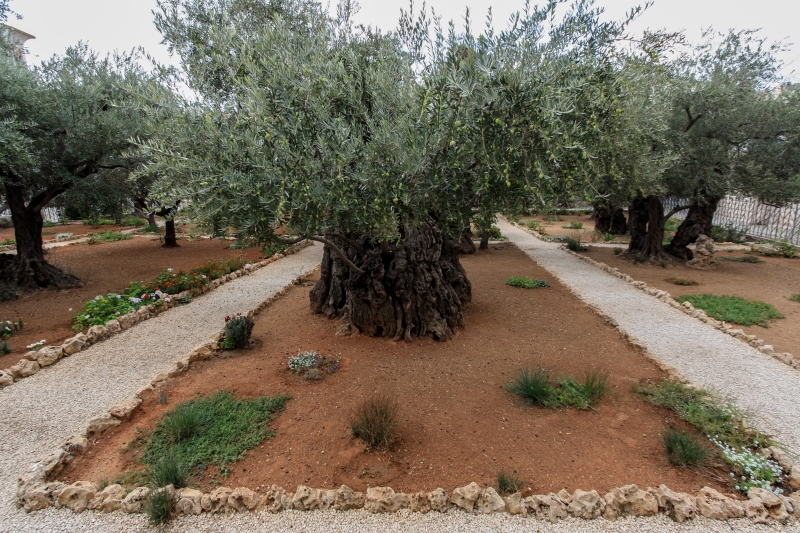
left=663, top=196, right=800, bottom=245
left=0, top=207, right=63, bottom=223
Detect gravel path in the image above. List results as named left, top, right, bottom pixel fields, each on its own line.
left=0, top=236, right=795, bottom=532
left=499, top=219, right=800, bottom=454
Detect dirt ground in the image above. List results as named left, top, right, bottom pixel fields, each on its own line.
left=516, top=214, right=631, bottom=244
left=1, top=222, right=130, bottom=242
left=0, top=237, right=262, bottom=368
left=63, top=244, right=731, bottom=497
left=584, top=247, right=800, bottom=356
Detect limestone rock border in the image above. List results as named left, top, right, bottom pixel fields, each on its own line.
left=0, top=240, right=313, bottom=388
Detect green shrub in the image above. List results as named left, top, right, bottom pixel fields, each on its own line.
left=351, top=394, right=400, bottom=451
left=664, top=218, right=681, bottom=232
left=505, top=276, right=549, bottom=289
left=562, top=221, right=583, bottom=229
left=507, top=368, right=607, bottom=409
left=139, top=225, right=162, bottom=234
left=0, top=341, right=10, bottom=355
left=83, top=217, right=116, bottom=226
left=120, top=217, right=147, bottom=227
left=495, top=470, right=524, bottom=495
left=145, top=488, right=175, bottom=524
left=718, top=256, right=762, bottom=263
left=790, top=294, right=800, bottom=303
left=603, top=232, right=615, bottom=242
left=148, top=452, right=188, bottom=488
left=761, top=239, right=800, bottom=258
left=526, top=220, right=542, bottom=232
left=221, top=314, right=255, bottom=349
left=163, top=404, right=204, bottom=443
left=486, top=226, right=506, bottom=240
left=613, top=247, right=623, bottom=255
left=87, top=231, right=132, bottom=244
left=142, top=391, right=289, bottom=471
left=666, top=277, right=698, bottom=286
left=662, top=429, right=710, bottom=467
left=565, top=237, right=587, bottom=252
left=42, top=220, right=57, bottom=228
left=0, top=238, right=15, bottom=246
left=675, top=294, right=784, bottom=327
left=711, top=224, right=747, bottom=244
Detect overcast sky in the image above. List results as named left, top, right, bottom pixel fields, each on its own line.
left=12, top=0, right=800, bottom=80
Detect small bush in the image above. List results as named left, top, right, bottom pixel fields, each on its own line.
left=305, top=368, right=324, bottom=381
left=507, top=368, right=555, bottom=407
left=163, top=404, right=203, bottom=443
left=662, top=429, right=710, bottom=467
left=711, top=224, right=747, bottom=244
left=139, top=225, right=162, bottom=234
left=486, top=226, right=506, bottom=240
left=0, top=341, right=10, bottom=355
left=146, top=488, right=176, bottom=524
left=580, top=370, right=608, bottom=404
left=0, top=238, right=15, bottom=246
left=562, top=222, right=583, bottom=229
left=87, top=231, right=132, bottom=244
left=496, top=470, right=524, bottom=495
left=221, top=314, right=255, bottom=349
left=603, top=232, right=615, bottom=242
left=718, top=256, right=762, bottom=263
left=517, top=220, right=525, bottom=225
left=505, top=276, right=549, bottom=289
left=666, top=277, right=698, bottom=286
left=565, top=237, right=587, bottom=252
left=613, top=247, right=623, bottom=255
left=148, top=452, right=188, bottom=488
left=351, top=394, right=400, bottom=451
left=526, top=220, right=542, bottom=233
left=675, top=294, right=784, bottom=327
left=289, top=351, right=322, bottom=373
left=120, top=217, right=146, bottom=227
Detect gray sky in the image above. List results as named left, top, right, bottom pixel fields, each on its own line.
left=13, top=0, right=800, bottom=79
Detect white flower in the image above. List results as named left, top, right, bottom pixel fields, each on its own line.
left=165, top=297, right=171, bottom=303
left=116, top=294, right=122, bottom=299
left=68, top=308, right=73, bottom=311
left=167, top=268, right=173, bottom=272
left=94, top=295, right=102, bottom=301
left=201, top=275, right=207, bottom=279
left=115, top=311, right=120, bottom=315
left=85, top=315, right=90, bottom=319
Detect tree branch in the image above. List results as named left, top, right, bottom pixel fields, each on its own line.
left=325, top=232, right=365, bottom=254
left=664, top=204, right=690, bottom=222
left=683, top=108, right=703, bottom=132
left=308, top=236, right=365, bottom=275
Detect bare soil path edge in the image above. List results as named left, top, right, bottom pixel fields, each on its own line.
left=497, top=219, right=800, bottom=456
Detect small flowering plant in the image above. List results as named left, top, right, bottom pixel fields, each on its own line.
left=221, top=313, right=255, bottom=349
left=26, top=339, right=46, bottom=351
left=288, top=351, right=341, bottom=380
left=711, top=437, right=785, bottom=493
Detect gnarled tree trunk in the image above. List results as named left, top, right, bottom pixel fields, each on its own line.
left=458, top=228, right=476, bottom=254
left=593, top=204, right=612, bottom=234
left=594, top=203, right=628, bottom=235
left=163, top=219, right=179, bottom=248
left=310, top=216, right=472, bottom=342
left=610, top=208, right=627, bottom=235
left=626, top=196, right=649, bottom=255
left=0, top=186, right=81, bottom=298
left=641, top=195, right=669, bottom=260
left=665, top=197, right=720, bottom=261
left=479, top=230, right=490, bottom=250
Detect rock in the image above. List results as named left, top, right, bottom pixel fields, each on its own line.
left=88, top=484, right=126, bottom=511
left=695, top=486, right=745, bottom=519
left=524, top=493, right=569, bottom=523
left=0, top=369, right=13, bottom=386
left=333, top=484, right=365, bottom=511
left=86, top=325, right=108, bottom=343
left=682, top=301, right=694, bottom=309
left=749, top=487, right=789, bottom=521
left=504, top=492, right=526, bottom=516
left=745, top=497, right=769, bottom=524
left=427, top=488, right=449, bottom=512
left=475, top=487, right=506, bottom=514
left=105, top=320, right=121, bottom=334
left=26, top=346, right=63, bottom=366
left=759, top=345, right=775, bottom=354
left=774, top=353, right=795, bottom=365
left=62, top=335, right=87, bottom=355
left=568, top=489, right=605, bottom=519
left=686, top=234, right=716, bottom=269
left=117, top=312, right=138, bottom=330
left=364, top=487, right=409, bottom=513
left=61, top=434, right=88, bottom=455
left=201, top=486, right=232, bottom=513
left=86, top=415, right=121, bottom=438
left=291, top=486, right=334, bottom=511
left=451, top=482, right=482, bottom=512
left=175, top=488, right=204, bottom=515
left=790, top=466, right=800, bottom=489
left=652, top=485, right=696, bottom=523
left=108, top=398, right=142, bottom=420
left=8, top=359, right=40, bottom=379
left=768, top=446, right=794, bottom=471
left=188, top=345, right=214, bottom=362
left=263, top=485, right=288, bottom=512
left=136, top=306, right=150, bottom=320
left=121, top=487, right=151, bottom=513
left=603, top=485, right=658, bottom=520
left=228, top=486, right=262, bottom=512
left=22, top=482, right=65, bottom=512
left=56, top=481, right=98, bottom=513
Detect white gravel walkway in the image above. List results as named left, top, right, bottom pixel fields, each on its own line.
left=0, top=237, right=794, bottom=532
left=499, top=219, right=800, bottom=454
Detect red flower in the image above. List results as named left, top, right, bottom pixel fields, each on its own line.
left=225, top=316, right=231, bottom=322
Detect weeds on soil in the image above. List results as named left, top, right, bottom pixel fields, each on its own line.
left=718, top=256, right=763, bottom=263
left=139, top=225, right=162, bottom=234
left=613, top=247, right=623, bottom=255
left=505, top=276, right=549, bottom=289
left=146, top=488, right=176, bottom=524
left=565, top=237, right=587, bottom=252
left=0, top=341, right=10, bottom=355
left=221, top=313, right=254, bottom=349
left=507, top=368, right=607, bottom=409
left=662, top=429, right=710, bottom=467
left=495, top=470, right=524, bottom=495
left=87, top=231, right=132, bottom=244
left=666, top=277, right=698, bottom=286
left=790, top=294, right=800, bottom=303
left=288, top=351, right=341, bottom=380
left=351, top=394, right=400, bottom=451
left=148, top=452, right=189, bottom=488
left=675, top=294, right=784, bottom=327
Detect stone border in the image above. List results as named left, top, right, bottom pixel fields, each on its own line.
left=0, top=226, right=151, bottom=253
left=0, top=240, right=313, bottom=388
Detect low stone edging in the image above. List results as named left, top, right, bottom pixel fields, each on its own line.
left=0, top=240, right=313, bottom=388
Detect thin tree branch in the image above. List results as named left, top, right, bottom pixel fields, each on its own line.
left=664, top=204, right=690, bottom=222
left=325, top=232, right=365, bottom=254
left=308, top=236, right=365, bottom=275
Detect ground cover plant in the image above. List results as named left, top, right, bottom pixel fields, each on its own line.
left=288, top=351, right=341, bottom=380
left=666, top=277, right=698, bottom=286
left=505, top=276, right=549, bottom=289
left=791, top=294, right=800, bottom=303
left=636, top=380, right=784, bottom=493
left=758, top=240, right=800, bottom=259
left=140, top=391, right=288, bottom=477
left=139, top=225, right=162, bottom=234
left=495, top=470, right=524, bottom=495
left=662, top=429, right=711, bottom=467
left=72, top=257, right=247, bottom=330
left=351, top=394, right=400, bottom=451
left=87, top=231, right=132, bottom=244
left=718, top=256, right=763, bottom=263
left=507, top=368, right=607, bottom=409
left=565, top=237, right=588, bottom=252
left=562, top=221, right=584, bottom=230
left=675, top=294, right=784, bottom=327
left=221, top=313, right=255, bottom=349
left=710, top=225, right=747, bottom=244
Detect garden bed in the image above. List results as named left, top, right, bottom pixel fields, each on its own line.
left=587, top=247, right=800, bottom=356
left=60, top=244, right=733, bottom=497
left=516, top=214, right=630, bottom=244
left=0, top=237, right=262, bottom=368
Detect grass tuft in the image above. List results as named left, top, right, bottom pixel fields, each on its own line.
left=163, top=404, right=203, bottom=443
left=613, top=247, right=623, bottom=255
left=562, top=221, right=584, bottom=229
left=505, top=276, right=549, bottom=289
left=148, top=452, right=188, bottom=488
left=507, top=368, right=554, bottom=407
left=495, top=470, right=524, bottom=495
left=351, top=394, right=400, bottom=451
left=791, top=294, right=800, bottom=303
left=146, top=488, right=175, bottom=524
left=662, top=429, right=711, bottom=467
left=666, top=277, right=698, bottom=286
left=565, top=237, right=587, bottom=252
left=675, top=294, right=784, bottom=327
left=506, top=368, right=608, bottom=409
left=718, top=256, right=763, bottom=263
left=139, top=225, right=162, bottom=234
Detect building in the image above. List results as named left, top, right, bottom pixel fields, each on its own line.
left=3, top=25, right=35, bottom=64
